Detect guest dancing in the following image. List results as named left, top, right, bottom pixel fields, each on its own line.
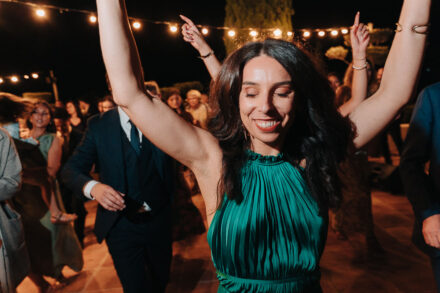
left=28, top=101, right=78, bottom=224
left=96, top=0, right=430, bottom=291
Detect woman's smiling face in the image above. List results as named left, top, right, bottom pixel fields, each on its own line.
left=239, top=55, right=295, bottom=155
left=30, top=103, right=51, bottom=129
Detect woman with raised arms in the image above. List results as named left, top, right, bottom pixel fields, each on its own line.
left=95, top=0, right=430, bottom=291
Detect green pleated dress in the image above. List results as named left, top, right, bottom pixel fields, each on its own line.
left=208, top=150, right=327, bottom=293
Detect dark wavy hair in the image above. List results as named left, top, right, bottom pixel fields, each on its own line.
left=0, top=93, right=31, bottom=124
left=164, top=87, right=185, bottom=112
left=208, top=39, right=355, bottom=210
left=65, top=100, right=84, bottom=120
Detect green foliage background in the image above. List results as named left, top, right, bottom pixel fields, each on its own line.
left=223, top=0, right=294, bottom=54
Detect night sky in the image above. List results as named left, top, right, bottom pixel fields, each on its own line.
left=0, top=0, right=438, bottom=103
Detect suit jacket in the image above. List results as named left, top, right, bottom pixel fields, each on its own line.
left=400, top=82, right=440, bottom=254
left=0, top=128, right=21, bottom=201
left=61, top=108, right=174, bottom=243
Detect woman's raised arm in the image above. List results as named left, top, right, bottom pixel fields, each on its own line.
left=349, top=0, right=430, bottom=148
left=96, top=0, right=220, bottom=169
left=338, top=12, right=370, bottom=117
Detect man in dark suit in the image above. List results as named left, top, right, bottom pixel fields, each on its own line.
left=62, top=106, right=174, bottom=292
left=400, top=82, right=440, bottom=290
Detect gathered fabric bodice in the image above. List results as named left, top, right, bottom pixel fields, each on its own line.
left=208, top=150, right=327, bottom=292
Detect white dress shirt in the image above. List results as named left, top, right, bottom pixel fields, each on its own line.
left=83, top=107, right=152, bottom=211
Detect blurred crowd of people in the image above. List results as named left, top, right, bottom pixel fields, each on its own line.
left=0, top=82, right=215, bottom=291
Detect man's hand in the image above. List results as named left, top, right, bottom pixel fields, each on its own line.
left=91, top=183, right=126, bottom=212
left=422, top=214, right=440, bottom=249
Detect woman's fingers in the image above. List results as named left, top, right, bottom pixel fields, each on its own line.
left=180, top=14, right=195, bottom=27
left=351, top=23, right=358, bottom=33
left=355, top=24, right=370, bottom=42
left=362, top=31, right=370, bottom=41
left=359, top=26, right=370, bottom=43
left=181, top=25, right=194, bottom=42
left=180, top=15, right=201, bottom=36
left=353, top=11, right=360, bottom=26
left=357, top=23, right=364, bottom=34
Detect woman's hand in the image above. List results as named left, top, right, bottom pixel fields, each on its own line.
left=180, top=15, right=212, bottom=56
left=179, top=15, right=222, bottom=79
left=350, top=12, right=370, bottom=61
left=338, top=12, right=371, bottom=117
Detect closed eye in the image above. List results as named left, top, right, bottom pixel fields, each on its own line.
left=274, top=90, right=293, bottom=98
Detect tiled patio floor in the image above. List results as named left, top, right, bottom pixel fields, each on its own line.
left=17, top=163, right=436, bottom=292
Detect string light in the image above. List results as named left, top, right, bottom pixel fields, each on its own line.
left=169, top=24, right=178, bottom=33
left=0, top=72, right=44, bottom=85
left=89, top=15, right=97, bottom=23
left=36, top=8, right=46, bottom=17
left=249, top=30, right=258, bottom=37
left=132, top=21, right=141, bottom=30
left=0, top=0, right=390, bottom=43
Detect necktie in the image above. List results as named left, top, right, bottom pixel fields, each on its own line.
left=129, top=120, right=141, bottom=155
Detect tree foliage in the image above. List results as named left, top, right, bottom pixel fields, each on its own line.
left=224, top=0, right=294, bottom=54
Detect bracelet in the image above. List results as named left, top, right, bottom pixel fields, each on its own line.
left=352, top=62, right=368, bottom=70
left=198, top=51, right=214, bottom=59
left=395, top=22, right=430, bottom=35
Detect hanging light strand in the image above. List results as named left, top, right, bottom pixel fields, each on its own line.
left=0, top=0, right=388, bottom=40
left=0, top=71, right=42, bottom=85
